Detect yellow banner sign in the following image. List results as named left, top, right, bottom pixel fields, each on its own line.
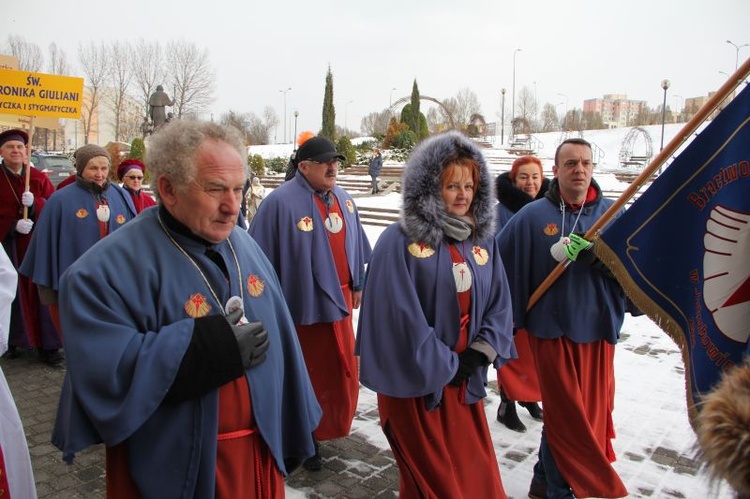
left=0, top=69, right=84, bottom=119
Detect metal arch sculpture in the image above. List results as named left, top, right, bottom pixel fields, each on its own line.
left=618, top=126, right=654, bottom=165
left=388, top=95, right=456, bottom=129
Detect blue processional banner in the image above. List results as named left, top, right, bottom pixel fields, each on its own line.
left=596, top=84, right=750, bottom=427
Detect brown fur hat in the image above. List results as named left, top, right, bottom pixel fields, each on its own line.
left=696, top=360, right=750, bottom=496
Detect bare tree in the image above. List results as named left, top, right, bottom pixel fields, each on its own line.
left=540, top=102, right=560, bottom=132
left=4, top=35, right=43, bottom=71
left=246, top=114, right=270, bottom=145
left=78, top=42, right=111, bottom=144
left=453, top=88, right=481, bottom=126
left=517, top=86, right=538, bottom=132
left=261, top=106, right=279, bottom=138
left=107, top=41, right=134, bottom=142
left=131, top=40, right=165, bottom=119
left=360, top=110, right=390, bottom=136
left=220, top=111, right=251, bottom=142
left=165, top=41, right=215, bottom=118
left=47, top=43, right=71, bottom=75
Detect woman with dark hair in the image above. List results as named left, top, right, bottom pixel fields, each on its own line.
left=495, top=155, right=549, bottom=432
left=356, top=131, right=516, bottom=498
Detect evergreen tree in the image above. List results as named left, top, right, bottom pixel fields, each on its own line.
left=410, top=79, right=420, bottom=138
left=321, top=65, right=336, bottom=140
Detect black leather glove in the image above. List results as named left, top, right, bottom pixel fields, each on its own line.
left=449, top=348, right=489, bottom=387
left=226, top=308, right=269, bottom=369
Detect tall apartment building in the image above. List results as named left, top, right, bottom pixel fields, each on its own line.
left=583, top=94, right=647, bottom=128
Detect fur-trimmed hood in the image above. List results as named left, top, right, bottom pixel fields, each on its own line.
left=696, top=361, right=750, bottom=496
left=400, top=131, right=495, bottom=247
left=495, top=171, right=550, bottom=214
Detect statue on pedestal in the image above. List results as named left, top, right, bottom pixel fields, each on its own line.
left=148, top=85, right=174, bottom=130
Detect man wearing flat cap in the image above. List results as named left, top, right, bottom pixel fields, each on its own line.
left=249, top=135, right=372, bottom=471
left=20, top=144, right=136, bottom=336
left=0, top=128, right=60, bottom=365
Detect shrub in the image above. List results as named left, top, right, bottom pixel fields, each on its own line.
left=248, top=154, right=265, bottom=176
left=336, top=136, right=356, bottom=167
left=129, top=138, right=145, bottom=160
left=265, top=156, right=288, bottom=174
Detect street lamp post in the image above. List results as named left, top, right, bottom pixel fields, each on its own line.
left=660, top=79, right=670, bottom=156
left=512, top=48, right=522, bottom=137
left=726, top=40, right=750, bottom=71
left=500, top=88, right=506, bottom=146
left=279, top=87, right=291, bottom=143
left=293, top=110, right=299, bottom=147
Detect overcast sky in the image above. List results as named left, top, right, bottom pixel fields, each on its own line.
left=3, top=0, right=749, bottom=142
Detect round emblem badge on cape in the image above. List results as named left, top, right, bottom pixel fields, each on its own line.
left=76, top=208, right=88, bottom=219
left=297, top=216, right=313, bottom=231
left=345, top=199, right=355, bottom=213
left=544, top=223, right=559, bottom=236
left=96, top=205, right=111, bottom=222
left=452, top=262, right=472, bottom=292
left=550, top=236, right=571, bottom=262
left=472, top=246, right=489, bottom=266
left=247, top=275, right=265, bottom=297
left=116, top=214, right=126, bottom=224
left=407, top=242, right=435, bottom=258
left=325, top=213, right=343, bottom=233
left=184, top=293, right=211, bottom=318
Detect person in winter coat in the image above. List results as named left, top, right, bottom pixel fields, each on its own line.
left=367, top=148, right=383, bottom=194
left=356, top=131, right=517, bottom=499
left=494, top=156, right=549, bottom=433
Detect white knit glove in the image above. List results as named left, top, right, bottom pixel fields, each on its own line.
left=16, top=219, right=33, bottom=234
left=21, top=191, right=34, bottom=207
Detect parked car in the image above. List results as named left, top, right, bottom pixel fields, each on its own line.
left=30, top=152, right=76, bottom=187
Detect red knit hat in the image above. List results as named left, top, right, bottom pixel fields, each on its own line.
left=117, top=158, right=146, bottom=181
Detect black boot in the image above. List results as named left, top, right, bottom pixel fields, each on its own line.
left=302, top=439, right=322, bottom=471
left=519, top=401, right=543, bottom=421
left=497, top=389, right=526, bottom=432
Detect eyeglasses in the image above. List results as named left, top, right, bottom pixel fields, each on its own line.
left=304, top=159, right=341, bottom=168
left=124, top=175, right=144, bottom=181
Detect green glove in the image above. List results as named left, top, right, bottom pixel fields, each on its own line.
left=564, top=233, right=593, bottom=261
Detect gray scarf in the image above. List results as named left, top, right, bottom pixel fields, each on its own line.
left=443, top=214, right=473, bottom=242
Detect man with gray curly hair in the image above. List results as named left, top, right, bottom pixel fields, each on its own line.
left=51, top=119, right=321, bottom=497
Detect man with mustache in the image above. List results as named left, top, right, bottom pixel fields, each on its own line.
left=249, top=136, right=371, bottom=471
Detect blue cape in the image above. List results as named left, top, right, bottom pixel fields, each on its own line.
left=497, top=195, right=636, bottom=344
left=356, top=224, right=516, bottom=409
left=53, top=209, right=321, bottom=497
left=19, top=182, right=136, bottom=290
left=248, top=174, right=371, bottom=325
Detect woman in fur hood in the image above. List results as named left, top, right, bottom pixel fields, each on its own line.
left=356, top=131, right=517, bottom=498
left=494, top=156, right=549, bottom=433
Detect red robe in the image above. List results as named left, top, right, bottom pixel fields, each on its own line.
left=377, top=244, right=507, bottom=499
left=0, top=163, right=56, bottom=349
left=106, top=377, right=283, bottom=498
left=529, top=335, right=627, bottom=498
left=497, top=328, right=542, bottom=402
left=295, top=195, right=359, bottom=441
left=125, top=188, right=156, bottom=214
